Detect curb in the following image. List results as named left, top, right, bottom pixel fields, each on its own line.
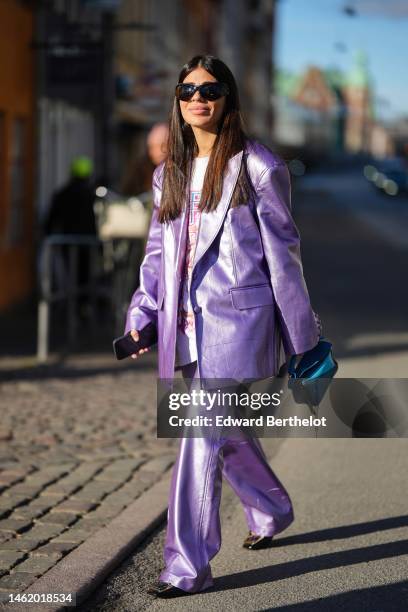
left=1, top=470, right=172, bottom=611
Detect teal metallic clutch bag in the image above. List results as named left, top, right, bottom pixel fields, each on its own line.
left=288, top=338, right=338, bottom=406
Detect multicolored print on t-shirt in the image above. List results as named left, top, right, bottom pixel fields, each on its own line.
left=177, top=189, right=202, bottom=336
left=175, top=155, right=209, bottom=367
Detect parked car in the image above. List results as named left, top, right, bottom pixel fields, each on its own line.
left=368, top=157, right=408, bottom=196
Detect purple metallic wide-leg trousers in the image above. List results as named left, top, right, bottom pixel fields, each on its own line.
left=159, top=360, right=294, bottom=593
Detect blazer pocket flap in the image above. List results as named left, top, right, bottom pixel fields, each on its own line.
left=230, top=283, right=274, bottom=310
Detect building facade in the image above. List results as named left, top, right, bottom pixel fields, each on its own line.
left=0, top=0, right=35, bottom=309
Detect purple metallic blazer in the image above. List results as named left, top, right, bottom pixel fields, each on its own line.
left=124, top=139, right=320, bottom=381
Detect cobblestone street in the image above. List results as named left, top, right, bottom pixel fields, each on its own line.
left=0, top=350, right=177, bottom=595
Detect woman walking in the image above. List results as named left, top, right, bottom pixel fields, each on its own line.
left=124, top=54, right=322, bottom=598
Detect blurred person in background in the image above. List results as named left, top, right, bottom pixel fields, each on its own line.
left=43, top=156, right=97, bottom=320
left=44, top=156, right=96, bottom=236
left=147, top=122, right=169, bottom=167
left=121, top=122, right=169, bottom=198
left=124, top=55, right=322, bottom=598
left=119, top=123, right=169, bottom=298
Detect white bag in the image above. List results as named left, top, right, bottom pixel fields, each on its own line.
left=98, top=197, right=150, bottom=239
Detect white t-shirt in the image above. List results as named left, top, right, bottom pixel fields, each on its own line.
left=175, top=155, right=210, bottom=367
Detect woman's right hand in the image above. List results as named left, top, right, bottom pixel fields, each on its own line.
left=130, top=329, right=150, bottom=359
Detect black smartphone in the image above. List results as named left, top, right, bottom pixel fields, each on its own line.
left=112, top=322, right=158, bottom=360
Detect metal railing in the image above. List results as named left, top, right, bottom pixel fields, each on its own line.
left=37, top=190, right=152, bottom=363
left=37, top=234, right=106, bottom=362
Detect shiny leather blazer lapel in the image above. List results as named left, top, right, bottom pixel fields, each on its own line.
left=169, top=150, right=244, bottom=276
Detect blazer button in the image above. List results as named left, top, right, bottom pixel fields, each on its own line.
left=193, top=305, right=202, bottom=314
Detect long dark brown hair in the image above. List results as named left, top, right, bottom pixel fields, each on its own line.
left=158, top=54, right=255, bottom=224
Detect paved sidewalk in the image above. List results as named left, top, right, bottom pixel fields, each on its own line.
left=78, top=436, right=408, bottom=611
left=146, top=438, right=408, bottom=611
left=0, top=350, right=177, bottom=596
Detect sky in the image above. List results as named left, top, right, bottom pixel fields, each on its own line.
left=275, top=0, right=408, bottom=122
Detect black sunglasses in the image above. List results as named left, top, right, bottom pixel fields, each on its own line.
left=175, top=81, right=229, bottom=102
